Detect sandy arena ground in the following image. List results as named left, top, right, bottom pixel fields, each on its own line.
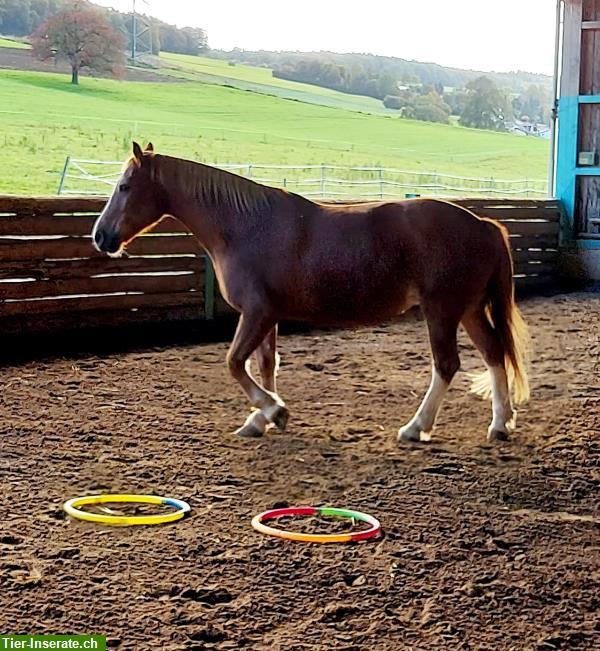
left=0, top=291, right=598, bottom=650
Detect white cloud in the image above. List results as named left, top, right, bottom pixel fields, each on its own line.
left=93, top=0, right=557, bottom=75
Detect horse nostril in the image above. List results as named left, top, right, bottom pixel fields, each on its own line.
left=94, top=229, right=104, bottom=249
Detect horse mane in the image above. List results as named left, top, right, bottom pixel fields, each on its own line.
left=150, top=154, right=276, bottom=216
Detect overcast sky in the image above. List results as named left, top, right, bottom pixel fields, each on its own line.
left=93, top=0, right=557, bottom=75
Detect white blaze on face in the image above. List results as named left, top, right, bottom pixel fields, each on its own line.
left=91, top=163, right=132, bottom=255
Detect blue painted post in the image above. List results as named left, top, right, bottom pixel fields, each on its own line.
left=555, top=95, right=579, bottom=241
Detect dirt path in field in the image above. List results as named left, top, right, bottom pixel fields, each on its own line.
left=0, top=292, right=598, bottom=650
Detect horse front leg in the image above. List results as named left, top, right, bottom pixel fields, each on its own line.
left=227, top=315, right=288, bottom=438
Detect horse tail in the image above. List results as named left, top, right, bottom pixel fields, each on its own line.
left=470, top=222, right=531, bottom=404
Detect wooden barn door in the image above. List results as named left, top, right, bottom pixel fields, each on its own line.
left=557, top=0, right=600, bottom=240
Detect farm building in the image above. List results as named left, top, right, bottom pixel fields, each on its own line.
left=556, top=0, right=600, bottom=277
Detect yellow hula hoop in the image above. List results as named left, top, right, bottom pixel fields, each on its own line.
left=63, top=494, right=190, bottom=526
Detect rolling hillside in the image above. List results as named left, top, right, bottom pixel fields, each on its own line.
left=0, top=67, right=549, bottom=196
left=158, top=52, right=397, bottom=116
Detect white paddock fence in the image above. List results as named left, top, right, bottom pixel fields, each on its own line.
left=58, top=158, right=549, bottom=199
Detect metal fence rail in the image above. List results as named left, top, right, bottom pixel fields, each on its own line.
left=58, top=158, right=549, bottom=199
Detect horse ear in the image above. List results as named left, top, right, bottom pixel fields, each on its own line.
left=145, top=142, right=154, bottom=152
left=132, top=141, right=143, bottom=161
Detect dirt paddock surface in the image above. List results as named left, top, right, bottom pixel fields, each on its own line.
left=1, top=291, right=598, bottom=650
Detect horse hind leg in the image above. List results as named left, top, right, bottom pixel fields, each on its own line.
left=255, top=325, right=280, bottom=394
left=398, top=312, right=460, bottom=443
left=462, top=306, right=516, bottom=442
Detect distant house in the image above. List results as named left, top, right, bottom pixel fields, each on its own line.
left=507, top=120, right=551, bottom=139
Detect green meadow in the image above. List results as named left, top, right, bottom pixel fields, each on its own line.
left=0, top=68, right=549, bottom=196
left=158, top=52, right=397, bottom=116
left=0, top=37, right=29, bottom=49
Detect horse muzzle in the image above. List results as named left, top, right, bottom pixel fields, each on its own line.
left=93, top=227, right=122, bottom=255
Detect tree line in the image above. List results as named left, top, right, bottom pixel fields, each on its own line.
left=215, top=49, right=552, bottom=131
left=214, top=48, right=551, bottom=97
left=273, top=59, right=398, bottom=101
left=382, top=76, right=550, bottom=130
left=265, top=54, right=550, bottom=130
left=0, top=0, right=208, bottom=56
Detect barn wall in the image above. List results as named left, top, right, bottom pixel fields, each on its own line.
left=556, top=0, right=600, bottom=277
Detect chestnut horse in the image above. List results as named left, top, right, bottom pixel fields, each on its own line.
left=92, top=143, right=530, bottom=444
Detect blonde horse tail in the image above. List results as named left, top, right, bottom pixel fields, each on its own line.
left=470, top=223, right=531, bottom=404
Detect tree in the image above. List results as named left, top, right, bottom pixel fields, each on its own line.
left=460, top=76, right=512, bottom=131
left=513, top=84, right=550, bottom=124
left=30, top=0, right=125, bottom=85
left=412, top=91, right=451, bottom=124
left=383, top=95, right=403, bottom=110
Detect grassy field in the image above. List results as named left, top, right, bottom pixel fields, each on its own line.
left=159, top=52, right=397, bottom=116
left=0, top=68, right=549, bottom=195
left=0, top=37, right=29, bottom=49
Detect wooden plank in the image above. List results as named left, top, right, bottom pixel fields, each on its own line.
left=500, top=221, right=560, bottom=236
left=508, top=235, right=560, bottom=250
left=0, top=304, right=207, bottom=335
left=457, top=199, right=560, bottom=209
left=581, top=1, right=600, bottom=94
left=580, top=27, right=600, bottom=94
left=514, top=275, right=555, bottom=291
left=0, top=214, right=190, bottom=237
left=511, top=249, right=558, bottom=263
left=0, top=273, right=201, bottom=300
left=562, top=0, right=583, bottom=97
left=0, top=235, right=202, bottom=262
left=514, top=261, right=556, bottom=276
left=575, top=175, right=600, bottom=235
left=0, top=195, right=107, bottom=214
left=0, top=255, right=205, bottom=281
left=0, top=290, right=202, bottom=317
left=583, top=0, right=600, bottom=22
left=0, top=214, right=99, bottom=236
left=471, top=207, right=561, bottom=222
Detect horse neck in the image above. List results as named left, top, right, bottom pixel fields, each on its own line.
left=155, top=156, right=293, bottom=255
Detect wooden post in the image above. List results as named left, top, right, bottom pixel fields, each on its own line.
left=57, top=156, right=71, bottom=195
left=556, top=0, right=583, bottom=235
left=379, top=167, right=384, bottom=199
left=320, top=164, right=326, bottom=198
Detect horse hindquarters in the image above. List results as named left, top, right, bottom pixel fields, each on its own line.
left=466, top=223, right=530, bottom=441
left=398, top=208, right=528, bottom=444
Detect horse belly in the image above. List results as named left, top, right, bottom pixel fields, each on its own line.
left=290, top=265, right=417, bottom=326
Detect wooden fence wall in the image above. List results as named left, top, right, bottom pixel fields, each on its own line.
left=0, top=196, right=562, bottom=334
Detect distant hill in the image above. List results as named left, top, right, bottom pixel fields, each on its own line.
left=209, top=49, right=552, bottom=95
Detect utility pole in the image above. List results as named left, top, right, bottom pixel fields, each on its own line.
left=131, top=0, right=137, bottom=63
left=130, top=0, right=152, bottom=66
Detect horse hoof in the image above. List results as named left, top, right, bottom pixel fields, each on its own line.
left=397, top=426, right=422, bottom=444
left=487, top=429, right=509, bottom=442
left=271, top=405, right=289, bottom=432
left=235, top=423, right=263, bottom=438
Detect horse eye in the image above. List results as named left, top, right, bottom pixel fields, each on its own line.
left=119, top=183, right=130, bottom=192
